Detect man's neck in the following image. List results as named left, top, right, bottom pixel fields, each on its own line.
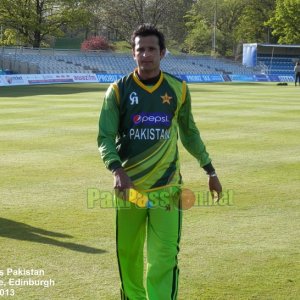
left=136, top=70, right=161, bottom=85
left=136, top=69, right=161, bottom=81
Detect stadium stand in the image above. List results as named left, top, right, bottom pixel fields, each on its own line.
left=243, top=43, right=300, bottom=76
left=256, top=54, right=298, bottom=76
left=0, top=47, right=258, bottom=76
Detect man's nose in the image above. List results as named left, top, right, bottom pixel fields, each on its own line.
left=142, top=50, right=151, bottom=57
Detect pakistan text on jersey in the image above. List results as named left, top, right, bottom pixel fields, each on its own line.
left=129, top=128, right=170, bottom=140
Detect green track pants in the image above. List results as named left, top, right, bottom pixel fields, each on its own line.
left=115, top=186, right=182, bottom=300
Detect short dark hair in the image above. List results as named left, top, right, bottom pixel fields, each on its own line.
left=131, top=23, right=166, bottom=51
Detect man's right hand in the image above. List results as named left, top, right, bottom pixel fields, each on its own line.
left=113, top=168, right=134, bottom=191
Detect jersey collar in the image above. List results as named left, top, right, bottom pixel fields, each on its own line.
left=133, top=69, right=164, bottom=93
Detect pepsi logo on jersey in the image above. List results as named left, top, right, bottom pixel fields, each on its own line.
left=131, top=112, right=171, bottom=126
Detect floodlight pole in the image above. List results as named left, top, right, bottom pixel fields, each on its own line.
left=212, top=0, right=217, bottom=56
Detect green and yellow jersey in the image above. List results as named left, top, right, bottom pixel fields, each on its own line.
left=98, top=70, right=212, bottom=191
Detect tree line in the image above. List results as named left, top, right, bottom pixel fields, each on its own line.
left=0, top=0, right=300, bottom=57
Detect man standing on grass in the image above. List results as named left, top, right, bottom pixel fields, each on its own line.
left=97, top=24, right=222, bottom=300
left=294, top=61, right=300, bottom=86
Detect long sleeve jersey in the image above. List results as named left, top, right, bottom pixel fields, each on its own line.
left=97, top=70, right=212, bottom=191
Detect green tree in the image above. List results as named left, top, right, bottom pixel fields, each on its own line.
left=95, top=0, right=192, bottom=45
left=98, top=0, right=166, bottom=41
left=266, top=0, right=300, bottom=44
left=216, top=0, right=249, bottom=56
left=184, top=0, right=249, bottom=56
left=0, top=0, right=89, bottom=47
left=235, top=0, right=276, bottom=44
left=0, top=29, right=18, bottom=46
left=183, top=8, right=216, bottom=54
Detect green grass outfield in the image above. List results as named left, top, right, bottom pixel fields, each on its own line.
left=0, top=82, right=299, bottom=300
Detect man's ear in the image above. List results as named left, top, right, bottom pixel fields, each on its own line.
left=132, top=48, right=136, bottom=60
left=160, top=49, right=166, bottom=60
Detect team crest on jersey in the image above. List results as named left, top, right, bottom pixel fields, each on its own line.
left=161, top=92, right=172, bottom=105
left=129, top=92, right=139, bottom=105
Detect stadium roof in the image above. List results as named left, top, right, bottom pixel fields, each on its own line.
left=244, top=43, right=300, bottom=49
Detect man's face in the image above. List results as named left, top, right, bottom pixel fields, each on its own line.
left=132, top=35, right=165, bottom=75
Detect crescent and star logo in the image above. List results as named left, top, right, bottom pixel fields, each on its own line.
left=161, top=93, right=172, bottom=104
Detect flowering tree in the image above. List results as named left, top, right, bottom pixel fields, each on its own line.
left=81, top=36, right=111, bottom=51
